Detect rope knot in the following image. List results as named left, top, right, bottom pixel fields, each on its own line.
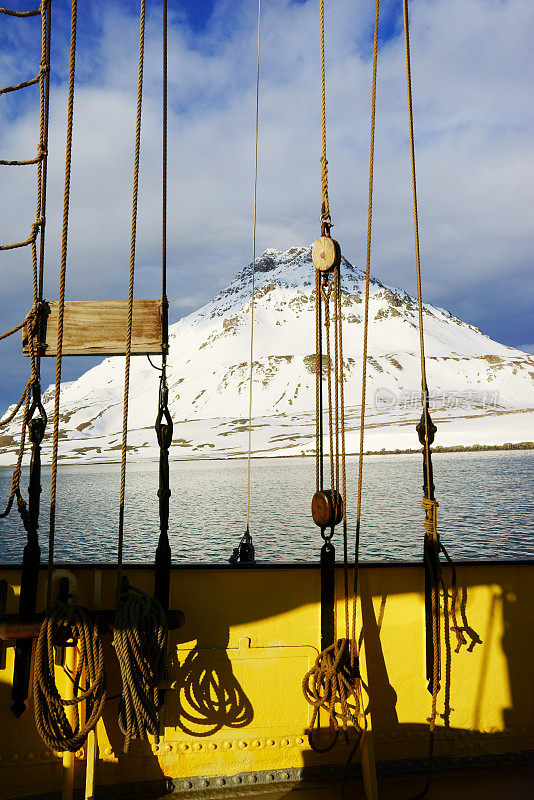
left=303, top=639, right=361, bottom=753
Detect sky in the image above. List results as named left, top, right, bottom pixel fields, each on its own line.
left=0, top=0, right=533, bottom=410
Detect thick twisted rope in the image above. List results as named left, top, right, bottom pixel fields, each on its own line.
left=303, top=639, right=361, bottom=753
left=0, top=62, right=48, bottom=95
left=48, top=0, right=77, bottom=611
left=319, top=0, right=330, bottom=227
left=33, top=596, right=107, bottom=752
left=352, top=0, right=379, bottom=664
left=111, top=1, right=170, bottom=754
left=114, top=585, right=167, bottom=753
left=0, top=3, right=43, bottom=16
left=116, top=0, right=145, bottom=591
left=0, top=308, right=41, bottom=523
left=0, top=143, right=46, bottom=166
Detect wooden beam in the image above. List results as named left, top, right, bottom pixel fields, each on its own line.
left=22, top=299, right=163, bottom=357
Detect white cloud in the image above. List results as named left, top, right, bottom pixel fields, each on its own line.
left=0, top=0, right=533, bottom=406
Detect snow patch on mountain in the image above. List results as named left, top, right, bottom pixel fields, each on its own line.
left=1, top=246, right=533, bottom=464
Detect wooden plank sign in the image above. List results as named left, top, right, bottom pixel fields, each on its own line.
left=23, top=300, right=163, bottom=357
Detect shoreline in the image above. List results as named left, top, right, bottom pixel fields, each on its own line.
left=0, top=441, right=532, bottom=469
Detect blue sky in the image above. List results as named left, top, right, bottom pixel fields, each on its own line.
left=1, top=0, right=533, bottom=410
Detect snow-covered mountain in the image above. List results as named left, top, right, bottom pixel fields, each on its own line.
left=1, top=245, right=533, bottom=463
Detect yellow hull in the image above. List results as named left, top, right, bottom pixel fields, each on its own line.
left=0, top=560, right=533, bottom=799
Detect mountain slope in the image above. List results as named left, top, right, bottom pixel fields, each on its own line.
left=1, top=245, right=533, bottom=463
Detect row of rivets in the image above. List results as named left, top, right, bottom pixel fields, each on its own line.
left=155, top=735, right=307, bottom=754
left=179, top=770, right=296, bottom=791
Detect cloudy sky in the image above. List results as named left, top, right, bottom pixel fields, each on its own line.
left=1, top=0, right=533, bottom=410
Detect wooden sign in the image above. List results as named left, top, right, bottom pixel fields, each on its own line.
left=23, top=300, right=163, bottom=357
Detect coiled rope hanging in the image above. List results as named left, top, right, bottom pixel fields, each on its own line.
left=112, top=0, right=168, bottom=753
left=303, top=0, right=367, bottom=757
left=31, top=0, right=107, bottom=753
left=33, top=590, right=107, bottom=752
left=229, top=0, right=261, bottom=565
left=115, top=584, right=167, bottom=753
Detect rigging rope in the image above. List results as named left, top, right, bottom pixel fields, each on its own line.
left=246, top=0, right=261, bottom=538
left=352, top=0, right=379, bottom=661
left=116, top=0, right=145, bottom=593
left=112, top=0, right=168, bottom=753
left=114, top=584, right=167, bottom=753
left=154, top=0, right=173, bottom=612
left=401, top=2, right=464, bottom=796
left=304, top=0, right=361, bottom=757
left=0, top=3, right=43, bottom=17
left=319, top=0, right=330, bottom=229
left=47, top=0, right=77, bottom=611
left=1, top=0, right=50, bottom=559
left=33, top=591, right=107, bottom=752
left=230, top=0, right=261, bottom=565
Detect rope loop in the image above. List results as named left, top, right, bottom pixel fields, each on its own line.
left=33, top=597, right=107, bottom=752
left=114, top=583, right=168, bottom=753
left=303, top=638, right=361, bottom=753
left=0, top=2, right=46, bottom=18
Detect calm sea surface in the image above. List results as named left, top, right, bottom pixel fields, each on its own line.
left=0, top=451, right=532, bottom=564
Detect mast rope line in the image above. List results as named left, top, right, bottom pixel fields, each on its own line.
left=352, top=0, right=379, bottom=659
left=230, top=0, right=261, bottom=565
left=112, top=0, right=168, bottom=754
left=154, top=0, right=173, bottom=614
left=0, top=0, right=50, bottom=547
left=303, top=0, right=362, bottom=758
left=24, top=0, right=108, bottom=753
left=402, top=1, right=464, bottom=797
left=0, top=3, right=44, bottom=17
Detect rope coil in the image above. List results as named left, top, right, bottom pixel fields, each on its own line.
left=303, top=638, right=361, bottom=753
left=114, top=585, right=167, bottom=753
left=33, top=595, right=107, bottom=752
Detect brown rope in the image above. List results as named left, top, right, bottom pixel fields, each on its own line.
left=0, top=62, right=48, bottom=95
left=0, top=145, right=46, bottom=166
left=114, top=585, right=167, bottom=753
left=0, top=3, right=43, bottom=16
left=48, top=0, right=77, bottom=611
left=161, top=0, right=168, bottom=342
left=303, top=638, right=361, bottom=753
left=305, top=2, right=359, bottom=755
left=315, top=268, right=321, bottom=492
left=245, top=0, right=261, bottom=534
left=352, top=0, right=379, bottom=662
left=0, top=0, right=50, bottom=541
left=33, top=596, right=107, bottom=752
left=0, top=309, right=40, bottom=517
left=0, top=220, right=41, bottom=251
left=319, top=0, right=331, bottom=228
left=116, top=0, right=146, bottom=594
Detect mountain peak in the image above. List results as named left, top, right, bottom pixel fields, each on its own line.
left=1, top=245, right=532, bottom=465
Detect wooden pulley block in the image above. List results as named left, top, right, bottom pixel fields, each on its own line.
left=312, top=236, right=341, bottom=272
left=312, top=489, right=343, bottom=528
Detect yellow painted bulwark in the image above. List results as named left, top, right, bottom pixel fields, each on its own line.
left=0, top=561, right=533, bottom=799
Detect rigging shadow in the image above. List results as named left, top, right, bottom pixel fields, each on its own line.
left=166, top=626, right=254, bottom=737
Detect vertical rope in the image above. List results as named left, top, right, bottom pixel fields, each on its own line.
left=116, top=0, right=146, bottom=595
left=319, top=0, right=330, bottom=226
left=161, top=0, right=168, bottom=366
left=351, top=0, right=379, bottom=659
left=402, top=0, right=432, bottom=499
left=47, top=0, right=77, bottom=611
left=315, top=268, right=321, bottom=493
left=245, top=0, right=261, bottom=534
left=38, top=0, right=51, bottom=302
left=403, top=4, right=441, bottom=797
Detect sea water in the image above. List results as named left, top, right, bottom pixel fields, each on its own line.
left=0, top=450, right=532, bottom=564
